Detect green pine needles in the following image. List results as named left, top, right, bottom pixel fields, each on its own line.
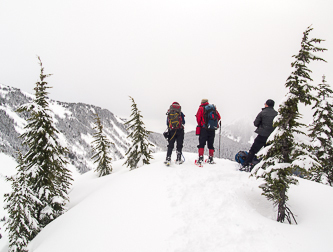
left=253, top=26, right=326, bottom=224
left=4, top=152, right=40, bottom=252
left=124, top=96, right=153, bottom=170
left=5, top=56, right=73, bottom=251
left=91, top=114, right=113, bottom=176
left=308, top=75, right=333, bottom=185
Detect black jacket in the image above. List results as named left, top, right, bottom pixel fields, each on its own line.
left=254, top=107, right=278, bottom=137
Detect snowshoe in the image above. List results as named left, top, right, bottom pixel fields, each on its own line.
left=175, top=152, right=184, bottom=165
left=238, top=165, right=247, bottom=172
left=175, top=160, right=184, bottom=165
left=164, top=156, right=171, bottom=166
left=195, top=156, right=204, bottom=167
left=239, top=164, right=253, bottom=172
left=205, top=156, right=215, bottom=164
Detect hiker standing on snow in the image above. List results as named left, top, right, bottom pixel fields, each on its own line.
left=165, top=102, right=185, bottom=165
left=242, top=99, right=278, bottom=169
left=196, top=99, right=221, bottom=165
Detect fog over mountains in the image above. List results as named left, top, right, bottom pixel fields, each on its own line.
left=0, top=84, right=254, bottom=173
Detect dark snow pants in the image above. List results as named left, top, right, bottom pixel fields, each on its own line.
left=197, top=128, right=215, bottom=150
left=244, top=134, right=268, bottom=165
left=167, top=128, right=184, bottom=157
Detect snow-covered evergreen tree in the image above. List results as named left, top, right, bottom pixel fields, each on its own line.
left=124, top=96, right=153, bottom=170
left=4, top=152, right=40, bottom=252
left=308, top=75, right=333, bottom=186
left=91, top=114, right=113, bottom=176
left=253, top=26, right=326, bottom=224
left=16, top=57, right=73, bottom=228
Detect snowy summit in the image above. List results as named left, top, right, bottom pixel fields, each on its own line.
left=1, top=152, right=332, bottom=252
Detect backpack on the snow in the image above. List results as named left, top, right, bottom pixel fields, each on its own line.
left=204, top=104, right=218, bottom=130
left=235, top=151, right=261, bottom=166
left=167, top=102, right=182, bottom=130
left=235, top=151, right=248, bottom=165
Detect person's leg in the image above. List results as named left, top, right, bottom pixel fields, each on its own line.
left=166, top=130, right=176, bottom=159
left=207, top=130, right=215, bottom=151
left=197, top=128, right=208, bottom=157
left=251, top=135, right=268, bottom=154
left=197, top=128, right=208, bottom=163
left=243, top=135, right=268, bottom=166
left=207, top=131, right=215, bottom=163
left=176, top=129, right=184, bottom=162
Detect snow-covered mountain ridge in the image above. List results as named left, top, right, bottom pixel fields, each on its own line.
left=0, top=84, right=253, bottom=173
left=0, top=84, right=165, bottom=173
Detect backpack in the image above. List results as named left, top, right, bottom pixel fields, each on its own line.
left=235, top=151, right=248, bottom=165
left=204, top=104, right=218, bottom=130
left=167, top=102, right=182, bottom=130
left=235, top=151, right=261, bottom=166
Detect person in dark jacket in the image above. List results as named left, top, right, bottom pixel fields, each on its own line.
left=243, top=99, right=278, bottom=168
left=165, top=102, right=185, bottom=164
left=196, top=99, right=221, bottom=164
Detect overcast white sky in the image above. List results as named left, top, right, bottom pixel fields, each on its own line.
left=1, top=0, right=332, bottom=133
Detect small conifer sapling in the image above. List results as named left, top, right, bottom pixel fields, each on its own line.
left=124, top=96, right=153, bottom=170
left=91, top=113, right=113, bottom=176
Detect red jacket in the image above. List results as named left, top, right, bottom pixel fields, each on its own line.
left=196, top=102, right=221, bottom=127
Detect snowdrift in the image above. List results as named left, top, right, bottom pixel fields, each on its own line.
left=1, top=152, right=333, bottom=252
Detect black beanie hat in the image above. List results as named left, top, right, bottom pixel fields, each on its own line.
left=266, top=99, right=275, bottom=107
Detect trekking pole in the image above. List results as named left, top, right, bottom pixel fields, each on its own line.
left=219, top=121, right=221, bottom=158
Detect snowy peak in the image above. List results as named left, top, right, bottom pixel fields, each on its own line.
left=0, top=84, right=160, bottom=173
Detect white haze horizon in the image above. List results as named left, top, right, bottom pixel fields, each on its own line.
left=1, top=0, right=332, bottom=133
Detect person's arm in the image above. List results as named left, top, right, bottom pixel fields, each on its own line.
left=216, top=109, right=221, bottom=121
left=196, top=108, right=203, bottom=126
left=253, top=112, right=262, bottom=127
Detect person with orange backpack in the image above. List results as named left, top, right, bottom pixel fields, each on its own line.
left=164, top=102, right=185, bottom=166
left=195, top=99, right=221, bottom=166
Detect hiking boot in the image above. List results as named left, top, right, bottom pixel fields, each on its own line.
left=176, top=152, right=182, bottom=162
left=207, top=156, right=215, bottom=164
left=164, top=156, right=171, bottom=164
left=176, top=152, right=183, bottom=164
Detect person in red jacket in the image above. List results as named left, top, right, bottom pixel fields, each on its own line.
left=196, top=99, right=221, bottom=164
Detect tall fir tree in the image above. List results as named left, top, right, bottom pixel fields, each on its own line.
left=308, top=75, right=333, bottom=186
left=16, top=56, right=73, bottom=228
left=4, top=152, right=40, bottom=252
left=124, top=96, right=153, bottom=170
left=91, top=113, right=113, bottom=177
left=253, top=26, right=326, bottom=224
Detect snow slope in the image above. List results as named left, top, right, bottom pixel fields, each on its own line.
left=1, top=152, right=333, bottom=252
